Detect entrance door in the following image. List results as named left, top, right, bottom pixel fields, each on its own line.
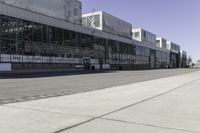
left=83, top=58, right=91, bottom=70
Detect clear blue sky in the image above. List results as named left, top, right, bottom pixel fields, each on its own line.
left=82, top=0, right=200, bottom=62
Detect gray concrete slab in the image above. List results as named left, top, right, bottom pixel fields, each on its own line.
left=5, top=70, right=200, bottom=117
left=0, top=70, right=199, bottom=133
left=103, top=77, right=200, bottom=133
left=0, top=106, right=91, bottom=133
left=64, top=119, right=191, bottom=133
left=0, top=69, right=198, bottom=104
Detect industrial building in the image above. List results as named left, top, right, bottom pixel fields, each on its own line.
left=167, top=41, right=181, bottom=68
left=82, top=11, right=132, bottom=39
left=180, top=50, right=187, bottom=68
left=156, top=37, right=167, bottom=49
left=0, top=0, right=187, bottom=72
left=132, top=28, right=156, bottom=45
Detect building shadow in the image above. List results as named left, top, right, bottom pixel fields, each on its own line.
left=0, top=70, right=118, bottom=79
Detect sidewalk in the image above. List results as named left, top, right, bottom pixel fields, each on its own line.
left=0, top=70, right=200, bottom=133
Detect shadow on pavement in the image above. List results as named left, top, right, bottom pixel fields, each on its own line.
left=0, top=70, right=118, bottom=79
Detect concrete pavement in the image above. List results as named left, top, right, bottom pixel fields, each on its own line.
left=0, top=69, right=197, bottom=104
left=0, top=70, right=200, bottom=133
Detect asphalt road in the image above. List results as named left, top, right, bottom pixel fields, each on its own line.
left=0, top=69, right=198, bottom=104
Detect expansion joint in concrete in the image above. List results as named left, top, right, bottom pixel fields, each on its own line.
left=53, top=77, right=200, bottom=133
left=100, top=118, right=200, bottom=133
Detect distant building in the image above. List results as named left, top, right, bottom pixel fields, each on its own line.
left=132, top=30, right=170, bottom=69
left=180, top=50, right=187, bottom=68
left=167, top=41, right=180, bottom=53
left=156, top=37, right=167, bottom=49
left=196, top=60, right=200, bottom=68
left=82, top=11, right=132, bottom=39
left=132, top=28, right=156, bottom=45
left=167, top=41, right=181, bottom=68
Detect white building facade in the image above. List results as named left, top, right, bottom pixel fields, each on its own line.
left=132, top=28, right=156, bottom=45
left=156, top=37, right=167, bottom=49
left=82, top=11, right=132, bottom=39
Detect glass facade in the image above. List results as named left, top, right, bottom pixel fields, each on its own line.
left=107, top=40, right=135, bottom=65
left=162, top=39, right=167, bottom=48
left=0, top=14, right=171, bottom=70
left=0, top=15, right=104, bottom=64
left=156, top=50, right=169, bottom=68
left=170, top=52, right=179, bottom=68
left=142, top=30, right=156, bottom=44
left=135, top=45, right=150, bottom=65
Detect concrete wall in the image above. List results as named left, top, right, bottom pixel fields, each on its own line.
left=0, top=63, right=12, bottom=71
left=0, top=0, right=82, bottom=25
left=11, top=63, right=78, bottom=71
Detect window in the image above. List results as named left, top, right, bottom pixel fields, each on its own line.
left=143, top=31, right=147, bottom=38
left=156, top=40, right=160, bottom=44
left=94, top=15, right=100, bottom=27
left=134, top=32, right=140, bottom=38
